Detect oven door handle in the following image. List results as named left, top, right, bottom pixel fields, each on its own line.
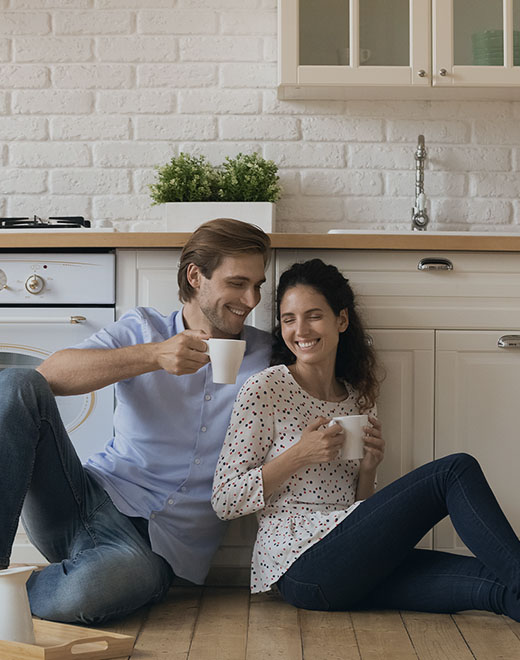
left=0, top=315, right=87, bottom=324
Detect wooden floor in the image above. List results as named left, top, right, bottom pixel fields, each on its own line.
left=98, top=585, right=520, bottom=660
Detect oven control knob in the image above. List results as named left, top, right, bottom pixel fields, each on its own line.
left=25, top=274, right=45, bottom=294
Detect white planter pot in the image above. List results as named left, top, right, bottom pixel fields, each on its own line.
left=164, top=202, right=275, bottom=233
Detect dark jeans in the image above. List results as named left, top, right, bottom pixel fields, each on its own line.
left=0, top=368, right=174, bottom=624
left=278, top=453, right=520, bottom=620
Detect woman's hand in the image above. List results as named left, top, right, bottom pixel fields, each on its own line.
left=294, top=416, right=344, bottom=466
left=359, top=415, right=385, bottom=473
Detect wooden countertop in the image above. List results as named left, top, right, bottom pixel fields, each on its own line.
left=2, top=232, right=520, bottom=251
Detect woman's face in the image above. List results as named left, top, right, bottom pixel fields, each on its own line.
left=279, top=284, right=348, bottom=368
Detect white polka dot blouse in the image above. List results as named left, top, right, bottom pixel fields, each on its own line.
left=212, top=364, right=377, bottom=593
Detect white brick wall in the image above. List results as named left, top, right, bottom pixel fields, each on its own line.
left=1, top=2, right=519, bottom=231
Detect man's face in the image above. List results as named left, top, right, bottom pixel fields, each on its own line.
left=193, top=253, right=266, bottom=338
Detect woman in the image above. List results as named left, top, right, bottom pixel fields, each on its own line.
left=212, top=259, right=520, bottom=619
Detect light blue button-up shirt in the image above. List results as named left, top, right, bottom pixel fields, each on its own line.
left=74, top=307, right=271, bottom=584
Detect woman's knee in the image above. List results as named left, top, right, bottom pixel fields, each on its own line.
left=439, top=452, right=480, bottom=473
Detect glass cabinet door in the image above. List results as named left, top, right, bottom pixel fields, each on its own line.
left=433, top=0, right=520, bottom=85
left=279, top=0, right=430, bottom=88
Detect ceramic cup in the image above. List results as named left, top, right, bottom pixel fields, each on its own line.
left=203, top=338, right=246, bottom=384
left=329, top=414, right=368, bottom=460
left=0, top=566, right=37, bottom=644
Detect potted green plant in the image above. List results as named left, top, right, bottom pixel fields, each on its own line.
left=150, top=152, right=282, bottom=232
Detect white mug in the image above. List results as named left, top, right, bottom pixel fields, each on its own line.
left=203, top=338, right=246, bottom=384
left=329, top=414, right=368, bottom=460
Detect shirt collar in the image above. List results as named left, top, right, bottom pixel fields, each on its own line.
left=176, top=306, right=187, bottom=334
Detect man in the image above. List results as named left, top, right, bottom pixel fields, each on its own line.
left=0, top=218, right=271, bottom=624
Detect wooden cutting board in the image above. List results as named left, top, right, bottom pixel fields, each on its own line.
left=0, top=619, right=135, bottom=659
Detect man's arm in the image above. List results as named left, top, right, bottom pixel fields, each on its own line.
left=37, top=330, right=210, bottom=396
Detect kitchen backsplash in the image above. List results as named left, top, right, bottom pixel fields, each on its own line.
left=1, top=0, right=519, bottom=233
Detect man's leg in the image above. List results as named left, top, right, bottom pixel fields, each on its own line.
left=1, top=368, right=173, bottom=624
left=26, top=491, right=174, bottom=624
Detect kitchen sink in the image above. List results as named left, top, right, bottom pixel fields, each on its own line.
left=327, top=229, right=520, bottom=237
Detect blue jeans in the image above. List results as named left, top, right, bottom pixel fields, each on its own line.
left=0, top=368, right=174, bottom=624
left=277, top=453, right=520, bottom=620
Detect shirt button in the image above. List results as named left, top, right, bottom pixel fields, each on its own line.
left=201, top=426, right=207, bottom=432
left=194, top=458, right=201, bottom=465
left=205, top=395, right=211, bottom=401
left=150, top=513, right=156, bottom=519
left=181, top=486, right=187, bottom=492
left=168, top=499, right=174, bottom=505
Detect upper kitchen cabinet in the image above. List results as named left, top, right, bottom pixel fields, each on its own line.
left=434, top=0, right=520, bottom=86
left=278, top=0, right=520, bottom=99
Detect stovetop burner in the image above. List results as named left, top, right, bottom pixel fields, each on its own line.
left=0, top=215, right=91, bottom=229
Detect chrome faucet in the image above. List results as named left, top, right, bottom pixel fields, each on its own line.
left=411, top=134, right=429, bottom=231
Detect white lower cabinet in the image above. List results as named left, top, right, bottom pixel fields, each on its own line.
left=435, top=330, right=520, bottom=550
left=368, top=329, right=434, bottom=549
left=114, top=248, right=520, bottom=576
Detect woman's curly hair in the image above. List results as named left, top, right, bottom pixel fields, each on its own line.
left=271, top=259, right=382, bottom=412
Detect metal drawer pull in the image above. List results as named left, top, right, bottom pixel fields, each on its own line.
left=417, top=258, right=453, bottom=271
left=0, top=316, right=86, bottom=324
left=497, top=335, right=520, bottom=348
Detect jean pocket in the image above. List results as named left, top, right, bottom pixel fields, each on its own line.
left=278, top=574, right=330, bottom=611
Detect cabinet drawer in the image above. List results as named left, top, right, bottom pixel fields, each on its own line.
left=277, top=250, right=520, bottom=330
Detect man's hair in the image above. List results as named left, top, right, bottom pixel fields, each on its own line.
left=178, top=218, right=271, bottom=303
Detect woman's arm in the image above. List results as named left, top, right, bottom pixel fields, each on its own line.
left=212, top=375, right=275, bottom=520
left=212, top=386, right=346, bottom=519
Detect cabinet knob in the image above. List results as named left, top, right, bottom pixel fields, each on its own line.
left=417, top=258, right=453, bottom=271
left=417, top=69, right=427, bottom=78
left=439, top=68, right=448, bottom=76
left=497, top=335, right=520, bottom=348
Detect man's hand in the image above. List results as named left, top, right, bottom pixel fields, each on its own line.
left=155, top=329, right=210, bottom=376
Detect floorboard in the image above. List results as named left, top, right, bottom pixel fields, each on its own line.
left=77, top=585, right=520, bottom=659
left=400, top=611, right=474, bottom=660
left=188, top=587, right=249, bottom=660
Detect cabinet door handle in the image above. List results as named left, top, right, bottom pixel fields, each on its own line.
left=417, top=258, right=453, bottom=271
left=439, top=68, right=448, bottom=76
left=497, top=335, right=520, bottom=348
left=417, top=69, right=427, bottom=77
